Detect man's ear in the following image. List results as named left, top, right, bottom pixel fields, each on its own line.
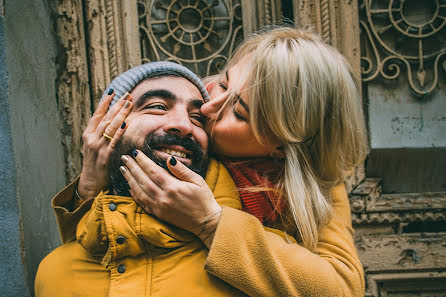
left=269, top=146, right=285, bottom=159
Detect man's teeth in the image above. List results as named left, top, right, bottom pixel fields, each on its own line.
left=159, top=148, right=187, bottom=159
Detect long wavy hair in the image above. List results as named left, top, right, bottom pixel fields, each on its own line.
left=214, top=27, right=368, bottom=251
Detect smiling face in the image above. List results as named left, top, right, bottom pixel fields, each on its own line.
left=201, top=55, right=281, bottom=158
left=125, top=75, right=208, bottom=163
left=109, top=75, right=209, bottom=195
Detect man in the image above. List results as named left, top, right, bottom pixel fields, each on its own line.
left=35, top=62, right=244, bottom=297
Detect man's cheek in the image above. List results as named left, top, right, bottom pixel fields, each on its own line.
left=197, top=130, right=209, bottom=152
left=124, top=125, right=148, bottom=148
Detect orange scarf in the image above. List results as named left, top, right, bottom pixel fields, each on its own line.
left=221, top=158, right=288, bottom=224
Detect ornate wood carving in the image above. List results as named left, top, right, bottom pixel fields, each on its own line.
left=351, top=177, right=446, bottom=296
left=54, top=0, right=92, bottom=181
left=84, top=0, right=140, bottom=107
left=365, top=271, right=446, bottom=297
left=241, top=0, right=282, bottom=36
left=359, top=0, right=446, bottom=97
left=137, top=0, right=244, bottom=77
left=293, top=0, right=362, bottom=84
left=351, top=178, right=446, bottom=225
left=357, top=233, right=446, bottom=296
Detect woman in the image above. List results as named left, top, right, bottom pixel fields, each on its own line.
left=50, top=27, right=367, bottom=296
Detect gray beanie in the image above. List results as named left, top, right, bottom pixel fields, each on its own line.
left=102, top=61, right=210, bottom=107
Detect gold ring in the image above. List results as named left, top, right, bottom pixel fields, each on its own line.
left=103, top=133, right=113, bottom=141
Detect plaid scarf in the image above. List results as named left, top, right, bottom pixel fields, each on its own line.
left=221, top=158, right=288, bottom=224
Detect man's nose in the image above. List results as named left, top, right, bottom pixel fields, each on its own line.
left=164, top=109, right=193, bottom=137
left=200, top=92, right=227, bottom=118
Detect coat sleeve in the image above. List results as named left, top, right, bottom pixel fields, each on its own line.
left=51, top=177, right=94, bottom=243
left=204, top=183, right=365, bottom=297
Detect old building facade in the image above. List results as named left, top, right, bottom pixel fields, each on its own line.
left=1, top=0, right=444, bottom=296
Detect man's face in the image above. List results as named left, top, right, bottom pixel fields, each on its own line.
left=109, top=76, right=209, bottom=196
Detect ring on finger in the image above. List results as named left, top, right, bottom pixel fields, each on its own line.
left=103, top=132, right=113, bottom=141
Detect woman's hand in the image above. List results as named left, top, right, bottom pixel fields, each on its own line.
left=120, top=150, right=222, bottom=248
left=77, top=91, right=133, bottom=200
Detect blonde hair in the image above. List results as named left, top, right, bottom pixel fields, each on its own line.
left=220, top=27, right=368, bottom=251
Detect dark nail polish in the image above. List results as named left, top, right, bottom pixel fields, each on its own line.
left=169, top=156, right=177, bottom=166
left=121, top=122, right=126, bottom=129
left=108, top=88, right=114, bottom=95
left=132, top=149, right=138, bottom=157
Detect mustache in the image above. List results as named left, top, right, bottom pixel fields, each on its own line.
left=143, top=133, right=204, bottom=159
left=109, top=132, right=208, bottom=196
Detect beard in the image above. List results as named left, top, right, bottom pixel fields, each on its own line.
left=108, top=132, right=208, bottom=196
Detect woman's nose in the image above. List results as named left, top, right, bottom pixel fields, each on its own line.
left=201, top=92, right=227, bottom=118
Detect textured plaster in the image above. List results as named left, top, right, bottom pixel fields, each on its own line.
left=368, top=78, right=446, bottom=149
left=0, top=15, right=30, bottom=297
left=4, top=0, right=66, bottom=294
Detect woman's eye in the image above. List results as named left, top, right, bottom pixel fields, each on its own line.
left=218, top=81, right=228, bottom=91
left=232, top=104, right=247, bottom=122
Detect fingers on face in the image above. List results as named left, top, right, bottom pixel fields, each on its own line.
left=134, top=150, right=174, bottom=189
left=121, top=166, right=153, bottom=214
left=85, top=91, right=115, bottom=133
left=108, top=124, right=126, bottom=149
left=97, top=92, right=132, bottom=137
left=166, top=156, right=203, bottom=186
left=121, top=152, right=162, bottom=195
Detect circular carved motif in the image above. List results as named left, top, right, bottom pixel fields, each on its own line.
left=361, top=0, right=446, bottom=95
left=178, top=8, right=202, bottom=33
left=391, top=0, right=444, bottom=39
left=148, top=0, right=235, bottom=63
left=367, top=0, right=445, bottom=59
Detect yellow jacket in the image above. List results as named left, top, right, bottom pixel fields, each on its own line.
left=37, top=158, right=365, bottom=296
left=35, top=159, right=246, bottom=297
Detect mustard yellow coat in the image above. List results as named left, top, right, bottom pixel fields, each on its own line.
left=36, top=159, right=365, bottom=296
left=35, top=159, right=246, bottom=297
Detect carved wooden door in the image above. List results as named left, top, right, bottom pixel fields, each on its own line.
left=293, top=0, right=446, bottom=296
left=57, top=1, right=446, bottom=295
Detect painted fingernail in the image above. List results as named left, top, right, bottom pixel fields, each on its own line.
left=169, top=156, right=177, bottom=166
left=121, top=155, right=129, bottom=163
left=132, top=149, right=138, bottom=157
left=119, top=166, right=127, bottom=174
left=108, top=88, right=114, bottom=95
left=124, top=101, right=131, bottom=109
left=123, top=92, right=130, bottom=100
left=121, top=122, right=126, bottom=129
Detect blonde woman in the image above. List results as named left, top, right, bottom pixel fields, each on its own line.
left=49, top=27, right=367, bottom=296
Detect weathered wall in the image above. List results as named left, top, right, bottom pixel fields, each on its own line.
left=366, top=78, right=446, bottom=193
left=3, top=0, right=67, bottom=294
left=368, top=80, right=446, bottom=149
left=0, top=14, right=30, bottom=297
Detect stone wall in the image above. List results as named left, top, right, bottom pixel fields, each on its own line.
left=0, top=13, right=29, bottom=297
left=1, top=0, right=67, bottom=295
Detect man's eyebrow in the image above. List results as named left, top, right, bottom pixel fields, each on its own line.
left=134, top=89, right=176, bottom=108
left=191, top=99, right=204, bottom=109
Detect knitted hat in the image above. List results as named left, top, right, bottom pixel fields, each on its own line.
left=101, top=61, right=210, bottom=107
